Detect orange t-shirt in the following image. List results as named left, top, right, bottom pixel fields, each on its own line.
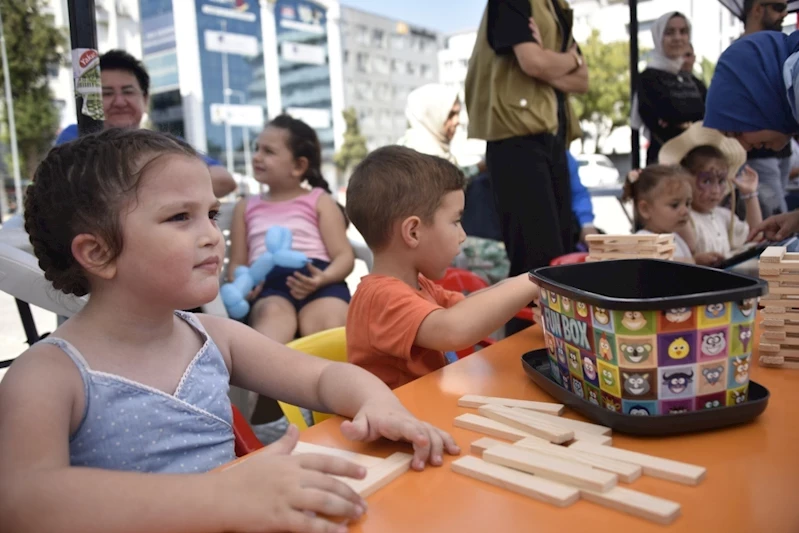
left=346, top=274, right=466, bottom=389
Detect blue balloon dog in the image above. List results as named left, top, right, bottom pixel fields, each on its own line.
left=220, top=226, right=308, bottom=319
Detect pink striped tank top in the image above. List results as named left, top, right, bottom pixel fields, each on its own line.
left=244, top=187, right=331, bottom=265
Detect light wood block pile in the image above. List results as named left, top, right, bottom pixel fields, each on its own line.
left=758, top=246, right=799, bottom=369
left=452, top=394, right=707, bottom=525
left=585, top=234, right=675, bottom=262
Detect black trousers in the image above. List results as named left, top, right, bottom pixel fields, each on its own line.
left=486, top=133, right=574, bottom=277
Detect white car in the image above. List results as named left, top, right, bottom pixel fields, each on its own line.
left=575, top=154, right=621, bottom=188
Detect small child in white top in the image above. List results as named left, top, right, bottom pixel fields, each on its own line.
left=679, top=145, right=762, bottom=265
left=622, top=165, right=694, bottom=262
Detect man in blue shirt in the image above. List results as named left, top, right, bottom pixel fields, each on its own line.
left=566, top=150, right=599, bottom=244
left=55, top=50, right=236, bottom=198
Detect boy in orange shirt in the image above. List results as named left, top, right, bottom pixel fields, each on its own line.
left=345, top=146, right=541, bottom=389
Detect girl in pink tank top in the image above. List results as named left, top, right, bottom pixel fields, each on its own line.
left=229, top=115, right=354, bottom=347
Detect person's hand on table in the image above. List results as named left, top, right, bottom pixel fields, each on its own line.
left=339, top=399, right=460, bottom=471
left=748, top=210, right=799, bottom=242
left=694, top=252, right=724, bottom=267
left=220, top=425, right=367, bottom=533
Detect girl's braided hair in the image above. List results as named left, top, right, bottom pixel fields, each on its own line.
left=24, top=128, right=198, bottom=296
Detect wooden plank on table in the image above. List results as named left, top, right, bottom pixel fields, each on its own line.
left=483, top=443, right=618, bottom=493
left=478, top=405, right=574, bottom=444
left=451, top=455, right=580, bottom=508
left=507, top=407, right=612, bottom=436
left=586, top=234, right=672, bottom=244
left=514, top=437, right=641, bottom=483
left=581, top=485, right=681, bottom=525
left=342, top=452, right=413, bottom=498
left=568, top=441, right=706, bottom=486
left=458, top=394, right=565, bottom=415
left=292, top=441, right=384, bottom=469
left=454, top=413, right=532, bottom=442
left=471, top=436, right=516, bottom=456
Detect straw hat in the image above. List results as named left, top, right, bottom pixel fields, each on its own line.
left=658, top=121, right=746, bottom=181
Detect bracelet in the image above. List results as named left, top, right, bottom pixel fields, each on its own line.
left=740, top=191, right=759, bottom=200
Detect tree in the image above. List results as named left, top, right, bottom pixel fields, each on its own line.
left=699, top=57, right=716, bottom=89
left=333, top=108, right=367, bottom=175
left=0, top=0, right=65, bottom=182
left=572, top=29, right=632, bottom=154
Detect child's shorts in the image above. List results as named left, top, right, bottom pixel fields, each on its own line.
left=256, top=258, right=351, bottom=312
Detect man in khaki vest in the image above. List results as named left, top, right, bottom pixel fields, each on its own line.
left=465, top=0, right=587, bottom=333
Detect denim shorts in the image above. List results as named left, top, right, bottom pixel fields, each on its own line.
left=256, top=258, right=351, bottom=312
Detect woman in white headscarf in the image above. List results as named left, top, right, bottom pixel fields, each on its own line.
left=397, top=84, right=462, bottom=164
left=398, top=83, right=509, bottom=284
left=632, top=11, right=705, bottom=165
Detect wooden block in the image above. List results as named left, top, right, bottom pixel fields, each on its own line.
left=478, top=405, right=574, bottom=444
left=762, top=305, right=789, bottom=314
left=508, top=408, right=611, bottom=436
left=773, top=261, right=799, bottom=273
left=568, top=441, right=706, bottom=486
left=451, top=455, right=580, bottom=508
left=341, top=452, right=413, bottom=498
left=454, top=413, right=532, bottom=442
left=514, top=438, right=641, bottom=483
left=760, top=355, right=799, bottom=369
left=458, top=395, right=565, bottom=415
left=581, top=485, right=681, bottom=525
left=760, top=273, right=799, bottom=283
left=569, top=431, right=613, bottom=446
left=292, top=441, right=384, bottom=468
left=759, top=267, right=784, bottom=276
left=471, top=437, right=514, bottom=455
left=483, top=443, right=618, bottom=492
left=766, top=285, right=799, bottom=295
left=586, top=234, right=672, bottom=244
left=760, top=246, right=786, bottom=263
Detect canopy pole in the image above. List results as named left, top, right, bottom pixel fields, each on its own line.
left=630, top=0, right=640, bottom=170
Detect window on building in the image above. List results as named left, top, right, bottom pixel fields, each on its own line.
left=372, top=29, right=385, bottom=48
left=356, top=52, right=370, bottom=73
left=356, top=25, right=369, bottom=45
left=373, top=56, right=389, bottom=75
left=390, top=34, right=406, bottom=50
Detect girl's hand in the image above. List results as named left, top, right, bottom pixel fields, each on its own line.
left=246, top=282, right=264, bottom=302
left=222, top=425, right=367, bottom=533
left=287, top=264, right=326, bottom=300
left=734, top=165, right=759, bottom=195
left=694, top=252, right=725, bottom=267
left=339, top=400, right=460, bottom=471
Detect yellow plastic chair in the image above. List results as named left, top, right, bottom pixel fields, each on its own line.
left=280, top=326, right=348, bottom=430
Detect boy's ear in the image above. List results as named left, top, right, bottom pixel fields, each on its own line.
left=292, top=156, right=310, bottom=179
left=71, top=233, right=117, bottom=281
left=400, top=215, right=423, bottom=249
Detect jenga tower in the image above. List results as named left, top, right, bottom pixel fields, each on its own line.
left=758, top=246, right=799, bottom=369
left=585, top=234, right=675, bottom=262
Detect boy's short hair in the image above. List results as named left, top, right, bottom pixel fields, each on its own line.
left=346, top=146, right=465, bottom=250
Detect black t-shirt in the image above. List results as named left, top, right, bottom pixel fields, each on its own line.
left=487, top=0, right=535, bottom=54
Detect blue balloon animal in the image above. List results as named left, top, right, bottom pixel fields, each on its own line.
left=220, top=226, right=308, bottom=319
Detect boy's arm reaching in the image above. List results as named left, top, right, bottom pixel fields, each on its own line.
left=416, top=274, right=538, bottom=352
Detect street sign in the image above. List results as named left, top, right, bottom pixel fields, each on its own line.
left=210, top=103, right=265, bottom=127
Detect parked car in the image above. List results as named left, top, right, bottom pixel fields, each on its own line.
left=575, top=154, right=621, bottom=188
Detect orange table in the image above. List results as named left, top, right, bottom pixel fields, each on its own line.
left=247, top=323, right=799, bottom=532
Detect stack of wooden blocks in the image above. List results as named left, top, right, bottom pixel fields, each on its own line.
left=452, top=395, right=706, bottom=525
left=585, top=234, right=675, bottom=262
left=758, top=246, right=799, bottom=369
